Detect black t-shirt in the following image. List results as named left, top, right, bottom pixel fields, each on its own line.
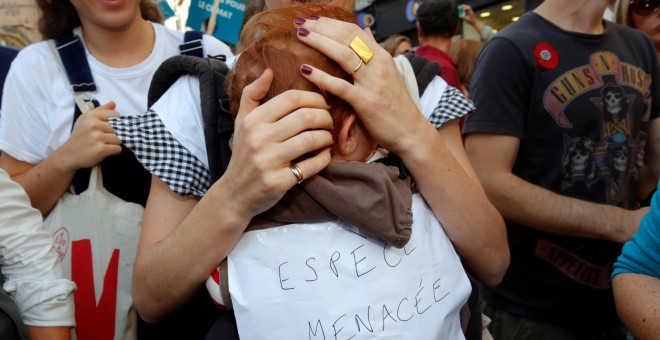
left=463, top=12, right=660, bottom=330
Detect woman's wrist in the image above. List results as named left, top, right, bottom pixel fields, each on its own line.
left=394, top=119, right=443, bottom=171
left=205, top=177, right=252, bottom=235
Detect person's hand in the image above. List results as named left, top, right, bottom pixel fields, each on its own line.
left=459, top=4, right=486, bottom=33
left=56, top=102, right=122, bottom=170
left=294, top=17, right=432, bottom=157
left=458, top=4, right=477, bottom=26
left=219, top=69, right=334, bottom=220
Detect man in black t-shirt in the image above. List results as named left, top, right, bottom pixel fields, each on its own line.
left=463, top=0, right=660, bottom=339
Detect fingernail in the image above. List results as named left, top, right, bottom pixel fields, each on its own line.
left=330, top=148, right=336, bottom=156
left=301, top=64, right=313, bottom=75
left=309, top=16, right=320, bottom=20
left=294, top=18, right=306, bottom=25
left=297, top=28, right=310, bottom=37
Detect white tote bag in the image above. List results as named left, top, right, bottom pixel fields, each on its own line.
left=46, top=166, right=143, bottom=340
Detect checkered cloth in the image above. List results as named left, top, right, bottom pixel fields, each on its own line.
left=109, top=111, right=210, bottom=197
left=428, top=86, right=475, bottom=128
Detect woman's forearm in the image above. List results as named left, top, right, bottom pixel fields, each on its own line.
left=399, top=120, right=508, bottom=286
left=132, top=177, right=249, bottom=322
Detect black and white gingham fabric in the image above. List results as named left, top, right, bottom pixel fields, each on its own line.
left=109, top=111, right=211, bottom=197
left=427, top=85, right=476, bottom=128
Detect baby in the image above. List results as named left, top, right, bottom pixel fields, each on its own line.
left=206, top=4, right=416, bottom=308
left=227, top=6, right=378, bottom=164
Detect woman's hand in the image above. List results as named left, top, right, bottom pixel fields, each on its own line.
left=294, top=17, right=434, bottom=157
left=294, top=17, right=510, bottom=286
left=219, top=68, right=334, bottom=221
left=57, top=101, right=122, bottom=171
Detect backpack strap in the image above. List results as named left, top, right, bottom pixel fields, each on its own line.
left=147, top=54, right=232, bottom=182
left=180, top=31, right=205, bottom=58
left=52, top=31, right=98, bottom=124
left=404, top=52, right=441, bottom=95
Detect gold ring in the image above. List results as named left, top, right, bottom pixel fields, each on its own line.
left=351, top=59, right=363, bottom=74
left=289, top=163, right=304, bottom=184
left=349, top=36, right=374, bottom=64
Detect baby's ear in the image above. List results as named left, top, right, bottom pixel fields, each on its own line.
left=336, top=113, right=358, bottom=158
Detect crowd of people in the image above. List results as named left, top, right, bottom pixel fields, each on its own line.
left=0, top=0, right=658, bottom=339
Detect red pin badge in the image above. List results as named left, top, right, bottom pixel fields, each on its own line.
left=534, top=42, right=559, bottom=70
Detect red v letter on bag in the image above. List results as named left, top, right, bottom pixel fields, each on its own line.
left=72, top=239, right=119, bottom=340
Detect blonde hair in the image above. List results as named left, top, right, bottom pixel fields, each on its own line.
left=379, top=34, right=412, bottom=57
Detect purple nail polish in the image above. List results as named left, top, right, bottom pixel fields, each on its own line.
left=301, top=65, right=313, bottom=75
left=297, top=28, right=310, bottom=37
left=294, top=18, right=306, bottom=25
left=309, top=16, right=320, bottom=20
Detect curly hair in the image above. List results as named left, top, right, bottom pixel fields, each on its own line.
left=36, top=0, right=163, bottom=39
left=227, top=4, right=357, bottom=140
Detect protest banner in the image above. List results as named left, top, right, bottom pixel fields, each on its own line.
left=186, top=0, right=245, bottom=45
left=229, top=194, right=471, bottom=339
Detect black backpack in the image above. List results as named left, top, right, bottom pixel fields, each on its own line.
left=147, top=54, right=234, bottom=183
left=144, top=53, right=240, bottom=340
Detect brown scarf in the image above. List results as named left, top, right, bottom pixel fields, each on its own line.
left=250, top=161, right=414, bottom=247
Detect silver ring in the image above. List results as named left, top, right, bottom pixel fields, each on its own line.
left=289, top=163, right=304, bottom=184
left=352, top=59, right=363, bottom=74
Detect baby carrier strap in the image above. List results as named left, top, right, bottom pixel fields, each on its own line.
left=147, top=54, right=232, bottom=182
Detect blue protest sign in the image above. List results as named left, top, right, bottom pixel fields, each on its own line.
left=186, top=0, right=246, bottom=45
left=158, top=0, right=175, bottom=21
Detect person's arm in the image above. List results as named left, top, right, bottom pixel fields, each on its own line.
left=0, top=169, right=76, bottom=334
left=612, top=274, right=660, bottom=339
left=465, top=133, right=645, bottom=243
left=0, top=102, right=122, bottom=215
left=434, top=120, right=508, bottom=286
left=458, top=5, right=495, bottom=42
left=293, top=17, right=509, bottom=286
left=132, top=70, right=335, bottom=322
left=611, top=190, right=660, bottom=338
left=27, top=326, right=71, bottom=340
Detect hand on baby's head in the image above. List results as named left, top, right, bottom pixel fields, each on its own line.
left=227, top=4, right=377, bottom=163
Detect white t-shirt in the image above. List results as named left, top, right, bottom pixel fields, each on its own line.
left=0, top=22, right=233, bottom=164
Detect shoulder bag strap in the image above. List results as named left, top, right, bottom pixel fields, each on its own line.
left=49, top=36, right=103, bottom=189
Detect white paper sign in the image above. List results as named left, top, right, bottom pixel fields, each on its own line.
left=228, top=194, right=471, bottom=340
